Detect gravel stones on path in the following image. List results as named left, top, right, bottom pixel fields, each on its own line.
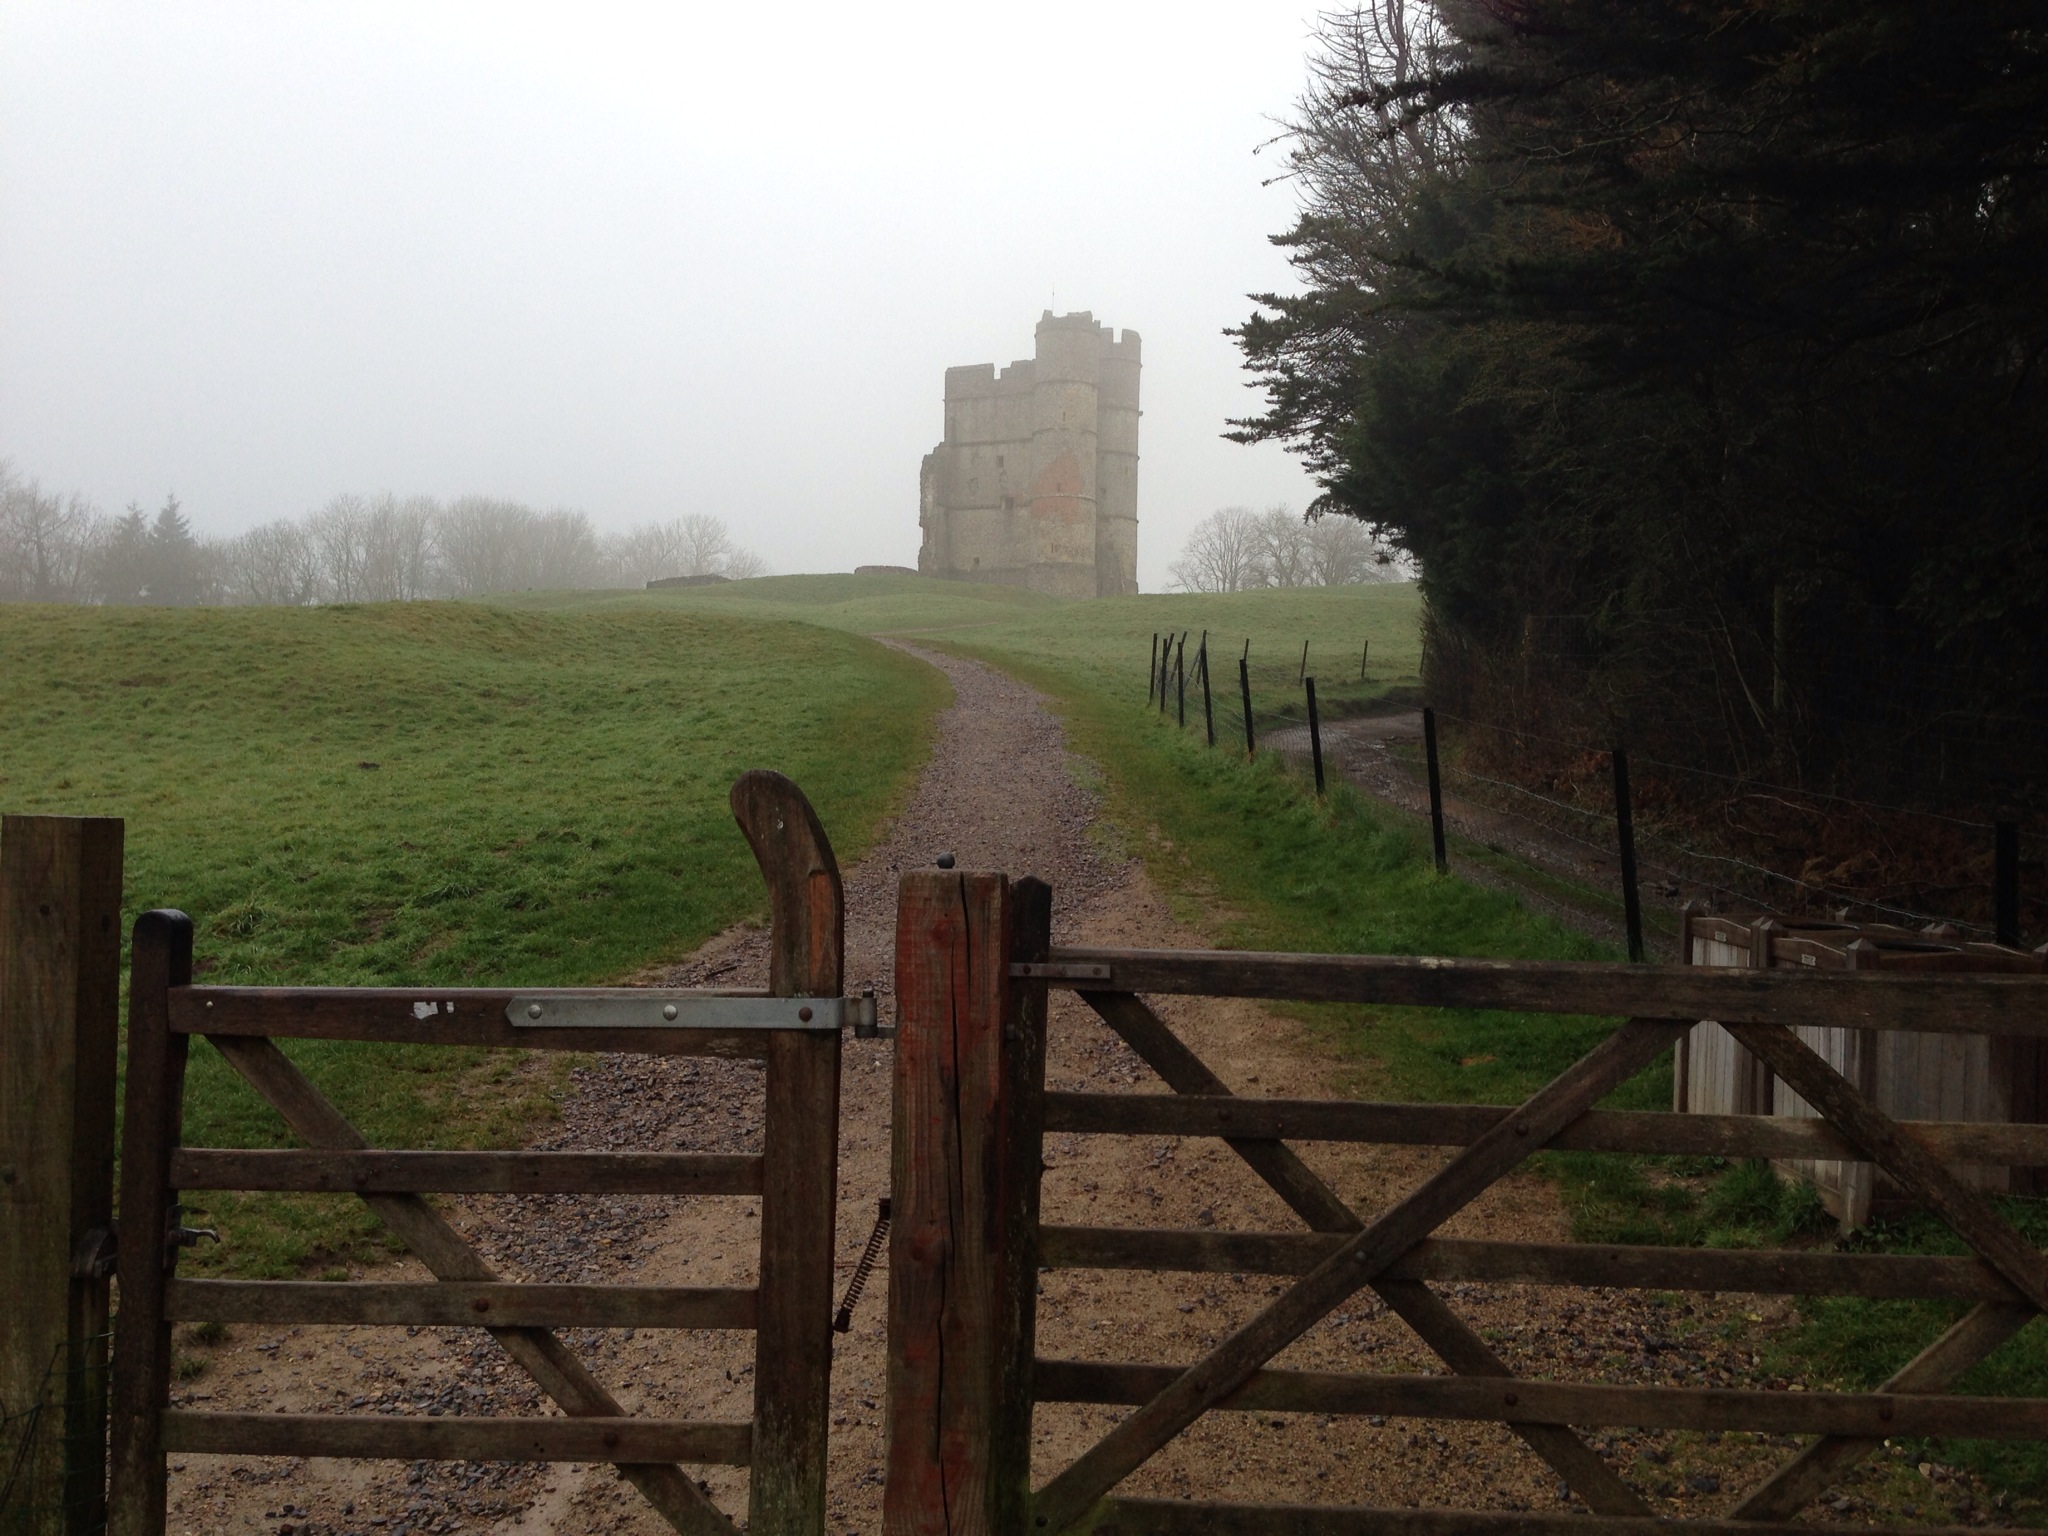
left=158, top=648, right=1959, bottom=1535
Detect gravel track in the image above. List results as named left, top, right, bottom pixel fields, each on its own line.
left=163, top=650, right=1992, bottom=1535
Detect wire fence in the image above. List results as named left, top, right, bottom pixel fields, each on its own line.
left=1, top=1332, right=111, bottom=1535
left=1140, top=631, right=2040, bottom=948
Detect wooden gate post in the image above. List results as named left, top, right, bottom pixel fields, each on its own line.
left=1, top=815, right=124, bottom=1536
left=885, top=869, right=1049, bottom=1536
left=733, top=772, right=845, bottom=1536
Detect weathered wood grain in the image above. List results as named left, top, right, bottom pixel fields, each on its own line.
left=168, top=1147, right=763, bottom=1195
left=164, top=1279, right=758, bottom=1329
left=992, top=877, right=1053, bottom=1536
left=1037, top=1225, right=2026, bottom=1301
left=1044, top=946, right=2048, bottom=1035
left=733, top=769, right=843, bottom=1536
left=169, top=987, right=772, bottom=1057
left=1035, top=1357, right=2048, bottom=1437
left=1043, top=1090, right=2048, bottom=1165
left=884, top=870, right=1013, bottom=1536
left=1726, top=1023, right=2048, bottom=1314
left=1075, top=991, right=1645, bottom=1517
left=206, top=1033, right=737, bottom=1536
left=107, top=911, right=194, bottom=1536
left=1732, top=1302, right=2036, bottom=1521
left=1090, top=1496, right=2019, bottom=1536
left=1029, top=1018, right=1687, bottom=1536
left=2, top=815, right=124, bottom=1536
left=159, top=1412, right=751, bottom=1465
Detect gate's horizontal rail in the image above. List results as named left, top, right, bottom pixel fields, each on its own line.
left=1038, top=1226, right=2023, bottom=1302
left=166, top=1279, right=758, bottom=1330
left=1090, top=1496, right=2009, bottom=1536
left=170, top=1148, right=763, bottom=1195
left=1038, top=1358, right=2048, bottom=1439
left=169, top=987, right=784, bottom=1057
left=1042, top=948, right=2048, bottom=1034
left=159, top=1410, right=752, bottom=1464
left=1046, top=1091, right=2048, bottom=1165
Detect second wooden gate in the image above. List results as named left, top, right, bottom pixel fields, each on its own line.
left=108, top=771, right=849, bottom=1536
left=884, top=868, right=2048, bottom=1536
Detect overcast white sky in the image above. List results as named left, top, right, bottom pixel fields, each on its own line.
left=1, top=3, right=1328, bottom=590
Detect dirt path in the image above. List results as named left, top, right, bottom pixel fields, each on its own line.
left=165, top=653, right=1947, bottom=1535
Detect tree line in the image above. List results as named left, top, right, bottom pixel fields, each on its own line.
left=1233, top=0, right=2048, bottom=807
left=0, top=466, right=767, bottom=605
left=1169, top=504, right=1403, bottom=593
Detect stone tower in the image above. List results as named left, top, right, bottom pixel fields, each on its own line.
left=917, top=312, right=1140, bottom=597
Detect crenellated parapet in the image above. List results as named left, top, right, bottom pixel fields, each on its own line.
left=918, top=312, right=1141, bottom=597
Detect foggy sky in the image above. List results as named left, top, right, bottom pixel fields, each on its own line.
left=1, top=3, right=1326, bottom=590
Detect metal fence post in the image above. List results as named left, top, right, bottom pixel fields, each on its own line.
left=1996, top=821, right=2020, bottom=947
left=2, top=815, right=124, bottom=1536
left=1239, top=655, right=1256, bottom=760
left=1305, top=677, right=1326, bottom=795
left=1423, top=708, right=1447, bottom=874
left=1612, top=748, right=1645, bottom=962
left=1199, top=634, right=1215, bottom=747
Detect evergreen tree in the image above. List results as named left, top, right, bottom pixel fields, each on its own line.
left=1235, top=0, right=2048, bottom=803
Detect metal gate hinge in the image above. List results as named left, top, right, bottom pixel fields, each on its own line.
left=508, top=992, right=874, bottom=1033
left=72, top=1223, right=118, bottom=1279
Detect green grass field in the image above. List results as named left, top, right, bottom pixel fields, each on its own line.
left=0, top=598, right=943, bottom=1273
left=9, top=571, right=2039, bottom=1507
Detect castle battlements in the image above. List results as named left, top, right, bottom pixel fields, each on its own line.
left=918, top=313, right=1140, bottom=598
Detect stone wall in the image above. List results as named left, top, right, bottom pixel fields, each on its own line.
left=918, top=312, right=1140, bottom=597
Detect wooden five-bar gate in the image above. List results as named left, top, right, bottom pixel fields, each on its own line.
left=106, top=772, right=848, bottom=1536
left=884, top=868, right=2048, bottom=1536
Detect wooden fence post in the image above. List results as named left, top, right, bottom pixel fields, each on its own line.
left=1, top=815, right=124, bottom=1536
left=732, top=772, right=844, bottom=1536
left=1147, top=633, right=1158, bottom=704
left=884, top=870, right=1016, bottom=1536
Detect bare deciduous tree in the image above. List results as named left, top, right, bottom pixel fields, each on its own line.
left=219, top=520, right=322, bottom=605
left=0, top=463, right=104, bottom=602
left=1169, top=506, right=1267, bottom=592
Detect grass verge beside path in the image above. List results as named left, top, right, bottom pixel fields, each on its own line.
left=922, top=581, right=2048, bottom=1512
left=0, top=600, right=943, bottom=1274
left=929, top=583, right=1641, bottom=1108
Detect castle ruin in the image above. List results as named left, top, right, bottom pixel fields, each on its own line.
left=917, top=312, right=1139, bottom=597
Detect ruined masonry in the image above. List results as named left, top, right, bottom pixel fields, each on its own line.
left=918, top=311, right=1139, bottom=597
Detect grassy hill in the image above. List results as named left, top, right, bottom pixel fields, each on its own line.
left=0, top=598, right=943, bottom=1272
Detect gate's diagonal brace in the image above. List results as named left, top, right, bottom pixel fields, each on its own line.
left=1731, top=1300, right=2032, bottom=1520
left=1033, top=1011, right=1686, bottom=1535
left=1079, top=990, right=1647, bottom=1516
left=1723, top=1022, right=2048, bottom=1521
left=208, top=1034, right=738, bottom=1536
left=1726, top=1024, right=2048, bottom=1313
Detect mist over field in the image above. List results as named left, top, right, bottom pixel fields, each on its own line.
left=0, top=3, right=1325, bottom=591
